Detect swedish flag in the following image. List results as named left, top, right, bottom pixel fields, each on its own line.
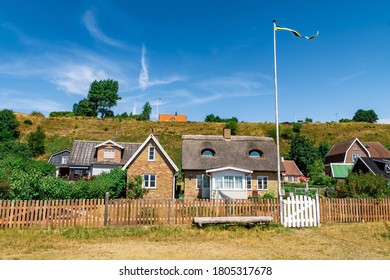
left=275, top=25, right=319, bottom=40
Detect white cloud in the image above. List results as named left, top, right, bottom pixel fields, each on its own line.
left=139, top=44, right=149, bottom=90
left=83, top=10, right=124, bottom=48
left=377, top=119, right=390, bottom=124
left=52, top=64, right=108, bottom=95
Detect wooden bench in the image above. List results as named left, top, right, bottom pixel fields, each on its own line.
left=193, top=216, right=273, bottom=227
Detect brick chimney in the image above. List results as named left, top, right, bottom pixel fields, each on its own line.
left=223, top=127, right=231, bottom=140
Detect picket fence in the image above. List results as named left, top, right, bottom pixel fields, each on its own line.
left=1, top=197, right=390, bottom=228
left=282, top=195, right=320, bottom=227
left=0, top=198, right=279, bottom=228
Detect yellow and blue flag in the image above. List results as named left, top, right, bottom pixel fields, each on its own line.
left=275, top=25, right=319, bottom=40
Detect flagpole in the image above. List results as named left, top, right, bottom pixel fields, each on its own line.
left=273, top=20, right=281, bottom=198
left=273, top=20, right=284, bottom=224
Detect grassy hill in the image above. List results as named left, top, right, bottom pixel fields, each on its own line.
left=15, top=113, right=390, bottom=166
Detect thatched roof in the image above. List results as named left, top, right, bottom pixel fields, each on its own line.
left=68, top=140, right=142, bottom=166
left=182, top=135, right=281, bottom=172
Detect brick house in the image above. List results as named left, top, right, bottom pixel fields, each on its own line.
left=181, top=128, right=283, bottom=200
left=324, top=138, right=390, bottom=178
left=67, top=135, right=178, bottom=198
left=122, top=134, right=179, bottom=199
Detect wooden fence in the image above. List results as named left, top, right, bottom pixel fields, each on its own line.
left=1, top=197, right=390, bottom=228
left=320, top=197, right=390, bottom=223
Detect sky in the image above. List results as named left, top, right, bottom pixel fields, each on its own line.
left=1, top=0, right=390, bottom=123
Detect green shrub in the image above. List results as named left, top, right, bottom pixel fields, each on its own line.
left=334, top=172, right=390, bottom=198
left=24, top=119, right=33, bottom=125
left=127, top=175, right=147, bottom=199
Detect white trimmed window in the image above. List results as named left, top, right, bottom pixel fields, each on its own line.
left=143, top=174, right=156, bottom=189
left=104, top=149, right=115, bottom=159
left=352, top=153, right=361, bottom=162
left=196, top=175, right=210, bottom=189
left=257, top=176, right=268, bottom=190
left=246, top=176, right=252, bottom=190
left=61, top=156, right=69, bottom=165
left=148, top=146, right=155, bottom=161
left=215, top=175, right=244, bottom=190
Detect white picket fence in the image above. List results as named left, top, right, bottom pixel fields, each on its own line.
left=282, top=195, right=320, bottom=227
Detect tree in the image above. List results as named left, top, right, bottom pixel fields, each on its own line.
left=288, top=134, right=318, bottom=174
left=225, top=119, right=238, bottom=135
left=0, top=109, right=19, bottom=141
left=87, top=79, right=120, bottom=118
left=72, top=79, right=120, bottom=118
left=317, top=142, right=331, bottom=162
left=27, top=126, right=46, bottom=157
left=352, top=109, right=378, bottom=123
left=73, top=98, right=98, bottom=117
left=136, top=102, right=152, bottom=121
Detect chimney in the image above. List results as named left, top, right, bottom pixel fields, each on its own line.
left=223, top=127, right=231, bottom=140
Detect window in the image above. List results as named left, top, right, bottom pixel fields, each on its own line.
left=215, top=175, right=244, bottom=190
left=104, top=149, right=115, bottom=159
left=257, top=176, right=268, bottom=190
left=143, top=174, right=156, bottom=189
left=246, top=176, right=252, bottom=190
left=201, top=149, right=215, bottom=156
left=352, top=153, right=361, bottom=162
left=196, top=175, right=210, bottom=189
left=249, top=150, right=263, bottom=157
left=61, top=156, right=69, bottom=165
left=385, top=165, right=390, bottom=174
left=148, top=146, right=155, bottom=161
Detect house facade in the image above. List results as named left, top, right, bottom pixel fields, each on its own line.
left=47, top=149, right=70, bottom=177
left=122, top=134, right=179, bottom=199
left=281, top=159, right=302, bottom=183
left=66, top=135, right=178, bottom=199
left=159, top=114, right=187, bottom=122
left=324, top=138, right=390, bottom=177
left=182, top=128, right=281, bottom=200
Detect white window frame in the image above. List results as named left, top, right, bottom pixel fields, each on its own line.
left=257, top=176, right=268, bottom=190
left=148, top=146, right=155, bottom=161
left=104, top=149, right=115, bottom=159
left=196, top=175, right=210, bottom=189
left=143, top=174, right=156, bottom=189
left=352, top=153, right=361, bottom=162
left=214, top=175, right=244, bottom=190
left=246, top=176, right=252, bottom=190
left=61, top=156, right=69, bottom=165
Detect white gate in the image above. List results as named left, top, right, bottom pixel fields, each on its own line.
left=281, top=194, right=320, bottom=227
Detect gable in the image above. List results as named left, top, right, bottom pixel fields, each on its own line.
left=122, top=134, right=179, bottom=172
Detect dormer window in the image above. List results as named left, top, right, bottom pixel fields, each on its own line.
left=201, top=149, right=215, bottom=157
left=249, top=150, right=263, bottom=157
left=104, top=149, right=115, bottom=159
left=385, top=165, right=390, bottom=174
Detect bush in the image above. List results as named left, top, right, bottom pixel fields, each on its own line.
left=49, top=111, right=74, bottom=117
left=27, top=126, right=46, bottom=157
left=127, top=175, right=147, bottom=199
left=24, top=119, right=33, bottom=125
left=333, top=172, right=390, bottom=198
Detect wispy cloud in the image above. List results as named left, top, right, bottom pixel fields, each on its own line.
left=139, top=44, right=149, bottom=90
left=83, top=10, right=124, bottom=48
left=0, top=90, right=66, bottom=114
left=138, top=44, right=186, bottom=91
left=336, top=70, right=366, bottom=84
left=1, top=23, right=43, bottom=46
left=52, top=64, right=108, bottom=95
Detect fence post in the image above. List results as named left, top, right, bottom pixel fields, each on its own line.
left=104, top=192, right=110, bottom=227
left=167, top=199, right=171, bottom=225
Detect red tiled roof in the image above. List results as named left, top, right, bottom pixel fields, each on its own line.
left=282, top=160, right=303, bottom=176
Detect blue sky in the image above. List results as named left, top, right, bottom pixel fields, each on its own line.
left=1, top=0, right=390, bottom=123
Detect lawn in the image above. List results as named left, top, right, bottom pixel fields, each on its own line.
left=0, top=222, right=389, bottom=260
